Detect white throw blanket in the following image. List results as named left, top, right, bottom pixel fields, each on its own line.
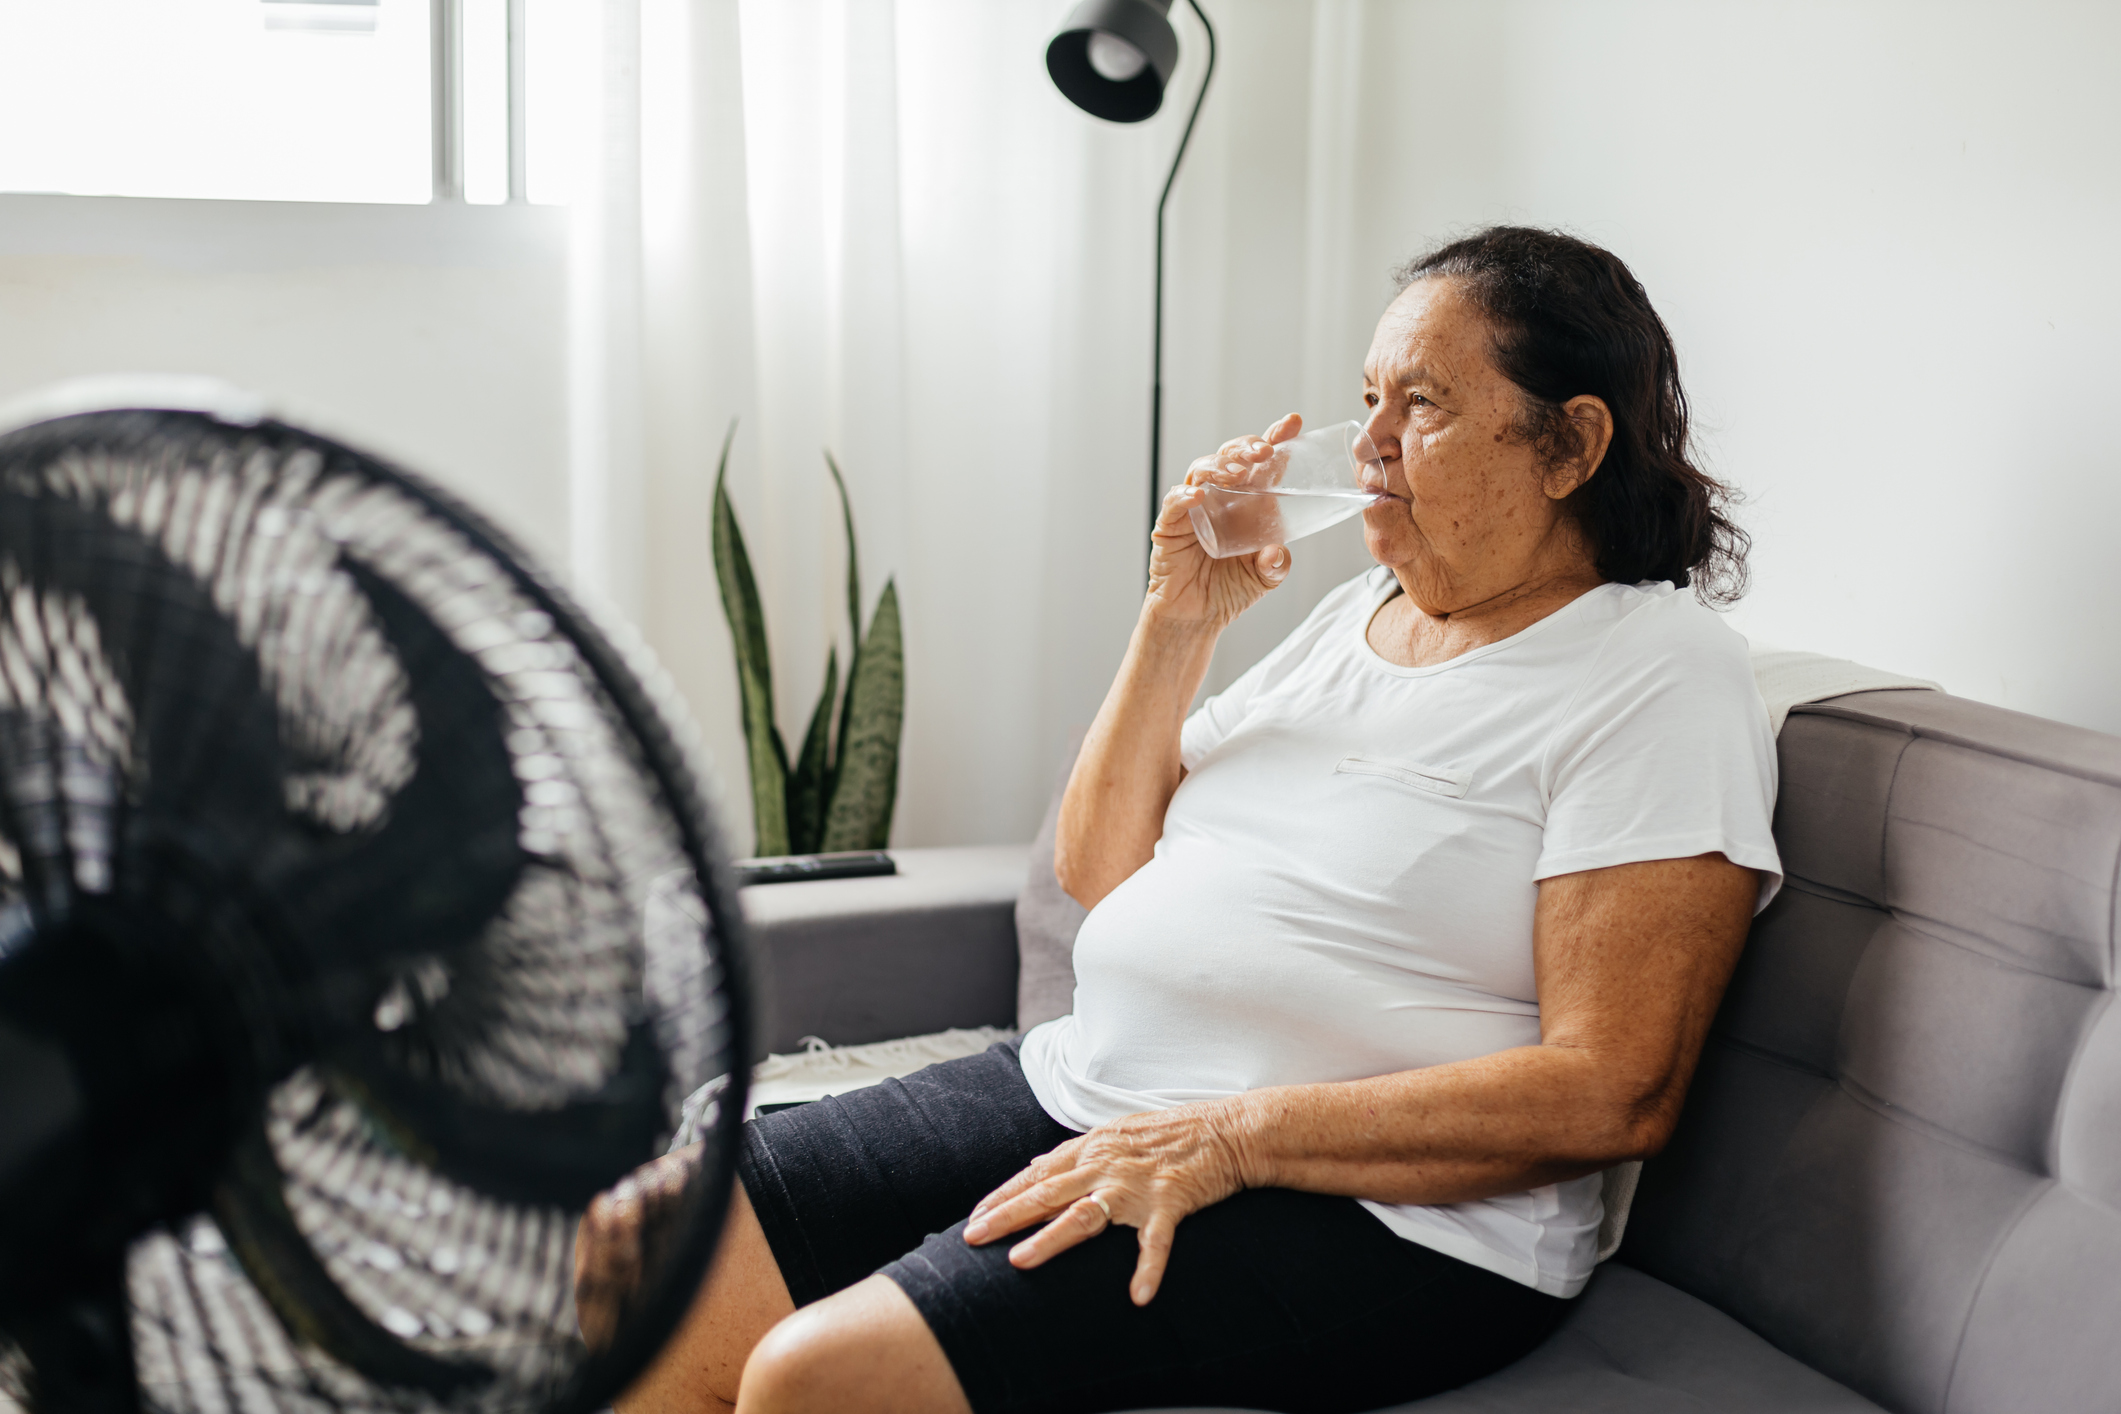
left=676, top=643, right=1941, bottom=1266
left=1747, top=641, right=1941, bottom=735
left=671, top=1028, right=1015, bottom=1147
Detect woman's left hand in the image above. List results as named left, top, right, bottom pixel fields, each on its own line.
left=961, top=1101, right=1256, bottom=1306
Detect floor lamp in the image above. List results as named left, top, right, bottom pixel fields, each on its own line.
left=1045, top=0, right=1218, bottom=569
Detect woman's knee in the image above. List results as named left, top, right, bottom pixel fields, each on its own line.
left=736, top=1307, right=833, bottom=1412
left=738, top=1277, right=969, bottom=1414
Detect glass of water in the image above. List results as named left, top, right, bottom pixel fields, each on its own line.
left=1185, top=420, right=1386, bottom=559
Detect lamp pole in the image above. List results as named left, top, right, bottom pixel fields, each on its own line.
left=1146, top=0, right=1216, bottom=573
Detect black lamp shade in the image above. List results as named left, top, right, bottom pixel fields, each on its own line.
left=1045, top=0, right=1180, bottom=123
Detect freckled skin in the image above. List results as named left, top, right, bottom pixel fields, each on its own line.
left=1355, top=279, right=1613, bottom=670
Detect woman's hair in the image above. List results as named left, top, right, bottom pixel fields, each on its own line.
left=1393, top=227, right=1748, bottom=603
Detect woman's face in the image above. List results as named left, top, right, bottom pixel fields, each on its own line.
left=1358, top=278, right=1601, bottom=612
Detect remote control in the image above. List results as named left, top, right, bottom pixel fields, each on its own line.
left=734, top=850, right=897, bottom=886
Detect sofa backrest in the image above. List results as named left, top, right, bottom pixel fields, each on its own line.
left=1624, top=689, right=2121, bottom=1414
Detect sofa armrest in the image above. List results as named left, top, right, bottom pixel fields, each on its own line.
left=739, top=844, right=1029, bottom=1053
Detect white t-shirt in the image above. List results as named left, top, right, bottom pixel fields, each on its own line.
left=1019, top=568, right=1782, bottom=1298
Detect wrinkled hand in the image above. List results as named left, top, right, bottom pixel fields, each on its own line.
left=961, top=1102, right=1254, bottom=1306
left=574, top=1142, right=703, bottom=1350
left=1147, top=413, right=1303, bottom=631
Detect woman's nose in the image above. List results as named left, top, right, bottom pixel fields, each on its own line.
left=1360, top=410, right=1402, bottom=463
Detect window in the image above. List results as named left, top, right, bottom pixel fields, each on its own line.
left=457, top=0, right=510, bottom=204
left=0, top=0, right=573, bottom=206
left=521, top=0, right=585, bottom=206
left=0, top=0, right=433, bottom=203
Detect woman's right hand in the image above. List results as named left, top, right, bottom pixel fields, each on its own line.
left=1145, top=413, right=1301, bottom=630
left=1061, top=417, right=1302, bottom=907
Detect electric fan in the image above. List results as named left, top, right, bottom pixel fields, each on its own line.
left=0, top=386, right=754, bottom=1414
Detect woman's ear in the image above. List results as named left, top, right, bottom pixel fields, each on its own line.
left=1545, top=395, right=1614, bottom=499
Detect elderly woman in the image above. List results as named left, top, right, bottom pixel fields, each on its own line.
left=579, top=226, right=1781, bottom=1414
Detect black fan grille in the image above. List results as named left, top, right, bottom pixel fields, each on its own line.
left=0, top=409, right=750, bottom=1414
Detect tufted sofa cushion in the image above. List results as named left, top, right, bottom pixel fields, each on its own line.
left=1621, top=689, right=2121, bottom=1414
left=738, top=687, right=2121, bottom=1412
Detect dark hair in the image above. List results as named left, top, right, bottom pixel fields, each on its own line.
left=1393, top=226, right=1748, bottom=603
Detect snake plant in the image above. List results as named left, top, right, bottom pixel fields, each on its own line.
left=711, top=424, right=903, bottom=856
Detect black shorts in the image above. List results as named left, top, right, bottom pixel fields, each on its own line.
left=735, top=1040, right=1569, bottom=1414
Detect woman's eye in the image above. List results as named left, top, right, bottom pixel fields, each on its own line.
left=1410, top=394, right=1432, bottom=408
left=1363, top=391, right=1379, bottom=408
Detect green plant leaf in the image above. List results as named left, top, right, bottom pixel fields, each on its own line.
left=821, top=578, right=902, bottom=851
left=710, top=422, right=789, bottom=856
left=822, top=450, right=863, bottom=654
left=822, top=449, right=862, bottom=813
left=786, top=647, right=837, bottom=856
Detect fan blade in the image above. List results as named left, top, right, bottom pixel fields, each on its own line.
left=269, top=553, right=525, bottom=978
left=0, top=490, right=287, bottom=926
left=0, top=897, right=260, bottom=1318
left=327, top=1021, right=672, bottom=1210
left=7, top=1269, right=138, bottom=1414
left=0, top=1017, right=78, bottom=1206
left=211, top=1122, right=492, bottom=1398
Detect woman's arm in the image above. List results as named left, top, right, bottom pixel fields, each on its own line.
left=1055, top=415, right=1305, bottom=909
left=968, top=852, right=1757, bottom=1303
left=1227, top=853, right=1757, bottom=1200
left=1052, top=617, right=1215, bottom=908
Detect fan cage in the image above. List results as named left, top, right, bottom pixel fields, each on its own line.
left=0, top=408, right=756, bottom=1414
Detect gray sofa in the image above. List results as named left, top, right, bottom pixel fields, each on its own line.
left=737, top=688, right=2121, bottom=1413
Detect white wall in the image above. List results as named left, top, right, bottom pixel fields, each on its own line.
left=0, top=195, right=570, bottom=562
left=1167, top=0, right=2121, bottom=736
left=1442, top=1, right=2121, bottom=731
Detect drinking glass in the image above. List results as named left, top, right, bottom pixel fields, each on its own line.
left=1185, top=420, right=1386, bottom=559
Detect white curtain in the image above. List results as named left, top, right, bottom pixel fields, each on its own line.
left=567, top=0, right=1382, bottom=853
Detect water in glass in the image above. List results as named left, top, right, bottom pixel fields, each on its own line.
left=1189, top=485, right=1373, bottom=559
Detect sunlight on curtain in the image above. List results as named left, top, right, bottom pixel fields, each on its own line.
left=573, top=0, right=1370, bottom=849
left=618, top=0, right=1176, bottom=850
left=565, top=0, right=646, bottom=626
